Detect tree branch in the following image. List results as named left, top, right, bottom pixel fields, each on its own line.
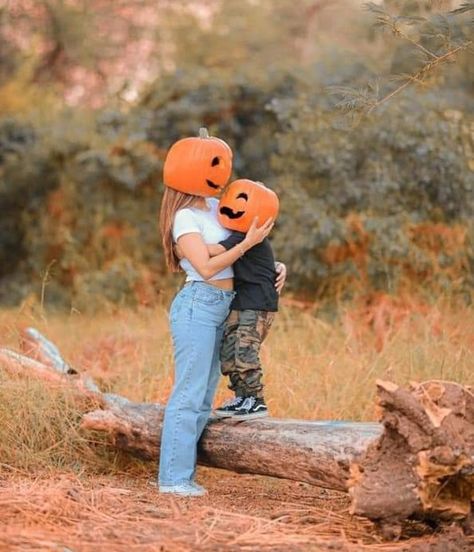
left=367, top=40, right=472, bottom=114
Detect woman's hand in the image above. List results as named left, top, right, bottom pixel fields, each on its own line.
left=274, top=262, right=287, bottom=294
left=242, top=217, right=274, bottom=251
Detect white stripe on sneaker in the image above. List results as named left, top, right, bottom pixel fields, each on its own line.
left=238, top=397, right=256, bottom=411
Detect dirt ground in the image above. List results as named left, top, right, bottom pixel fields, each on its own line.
left=0, top=467, right=472, bottom=552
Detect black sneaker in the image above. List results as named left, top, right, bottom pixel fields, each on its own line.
left=214, top=396, right=245, bottom=418
left=233, top=396, right=268, bottom=420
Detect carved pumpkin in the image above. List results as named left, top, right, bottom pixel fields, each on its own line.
left=163, top=128, right=233, bottom=197
left=218, top=179, right=279, bottom=233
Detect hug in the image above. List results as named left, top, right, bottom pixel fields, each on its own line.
left=158, top=128, right=285, bottom=497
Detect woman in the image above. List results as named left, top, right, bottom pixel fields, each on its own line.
left=158, top=186, right=274, bottom=496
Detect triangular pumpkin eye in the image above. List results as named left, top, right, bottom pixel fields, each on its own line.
left=211, top=156, right=220, bottom=166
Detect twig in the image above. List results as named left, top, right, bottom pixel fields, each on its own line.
left=367, top=41, right=472, bottom=113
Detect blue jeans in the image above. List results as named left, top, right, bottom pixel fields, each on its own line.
left=158, top=281, right=235, bottom=485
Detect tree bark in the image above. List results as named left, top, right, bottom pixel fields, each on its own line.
left=82, top=404, right=381, bottom=491
left=349, top=379, right=474, bottom=526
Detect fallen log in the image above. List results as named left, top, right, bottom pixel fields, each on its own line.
left=12, top=328, right=382, bottom=491
left=0, top=347, right=103, bottom=403
left=4, top=327, right=473, bottom=531
left=82, top=405, right=381, bottom=491
left=20, top=327, right=76, bottom=375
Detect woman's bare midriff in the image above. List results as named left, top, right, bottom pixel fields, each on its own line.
left=207, top=278, right=234, bottom=291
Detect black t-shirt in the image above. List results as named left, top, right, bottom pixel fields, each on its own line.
left=219, top=232, right=279, bottom=312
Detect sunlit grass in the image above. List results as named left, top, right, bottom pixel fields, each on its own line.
left=0, top=294, right=471, bottom=425
left=0, top=375, right=122, bottom=473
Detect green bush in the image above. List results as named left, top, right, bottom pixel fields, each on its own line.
left=269, top=90, right=473, bottom=296
left=0, top=64, right=472, bottom=309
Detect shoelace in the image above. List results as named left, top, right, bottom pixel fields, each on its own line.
left=222, top=396, right=244, bottom=408
left=239, top=397, right=256, bottom=411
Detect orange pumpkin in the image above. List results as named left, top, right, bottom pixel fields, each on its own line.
left=163, top=127, right=233, bottom=197
left=218, top=179, right=279, bottom=233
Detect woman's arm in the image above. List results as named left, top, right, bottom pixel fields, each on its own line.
left=177, top=218, right=273, bottom=281
left=174, top=243, right=224, bottom=258
left=174, top=243, right=226, bottom=259
left=207, top=244, right=226, bottom=257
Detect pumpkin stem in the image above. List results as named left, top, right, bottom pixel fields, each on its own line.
left=199, top=127, right=209, bottom=139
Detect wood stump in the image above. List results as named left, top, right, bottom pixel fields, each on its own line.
left=349, top=380, right=474, bottom=528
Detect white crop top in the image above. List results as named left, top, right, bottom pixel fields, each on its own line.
left=172, top=197, right=233, bottom=281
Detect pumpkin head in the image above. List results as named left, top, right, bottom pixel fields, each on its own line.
left=218, top=179, right=279, bottom=233
left=163, top=128, right=233, bottom=197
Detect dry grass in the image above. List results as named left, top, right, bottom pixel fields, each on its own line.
left=1, top=470, right=471, bottom=552
left=0, top=374, right=134, bottom=475
left=0, top=293, right=471, bottom=422
left=0, top=293, right=471, bottom=473
left=0, top=469, right=471, bottom=552
left=0, top=295, right=472, bottom=550
left=0, top=472, right=354, bottom=552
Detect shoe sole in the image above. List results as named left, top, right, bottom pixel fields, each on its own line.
left=151, top=480, right=207, bottom=495
left=213, top=410, right=238, bottom=418
left=159, top=488, right=206, bottom=497
left=233, top=411, right=269, bottom=421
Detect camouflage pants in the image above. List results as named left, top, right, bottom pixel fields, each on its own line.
left=220, top=309, right=275, bottom=399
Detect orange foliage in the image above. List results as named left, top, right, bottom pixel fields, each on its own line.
left=47, top=189, right=67, bottom=220
left=320, top=217, right=470, bottom=298
left=133, top=266, right=159, bottom=307
left=322, top=214, right=370, bottom=281
left=404, top=222, right=470, bottom=287
left=409, top=222, right=467, bottom=254
left=100, top=221, right=134, bottom=242
left=342, top=293, right=443, bottom=353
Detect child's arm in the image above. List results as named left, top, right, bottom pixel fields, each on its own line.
left=174, top=235, right=244, bottom=259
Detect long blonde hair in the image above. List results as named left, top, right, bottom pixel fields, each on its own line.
left=159, top=187, right=200, bottom=272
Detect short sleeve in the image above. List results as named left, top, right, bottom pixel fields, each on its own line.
left=219, top=231, right=246, bottom=250
left=172, top=209, right=201, bottom=242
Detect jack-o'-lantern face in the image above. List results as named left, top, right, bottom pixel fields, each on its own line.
left=218, top=179, right=279, bottom=233
left=163, top=128, right=232, bottom=197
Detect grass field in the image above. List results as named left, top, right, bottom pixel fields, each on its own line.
left=2, top=293, right=472, bottom=415
left=0, top=293, right=472, bottom=550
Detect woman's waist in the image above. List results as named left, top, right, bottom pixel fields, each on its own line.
left=185, top=278, right=234, bottom=291
left=180, top=258, right=233, bottom=281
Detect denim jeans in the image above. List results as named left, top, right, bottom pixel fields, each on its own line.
left=158, top=281, right=235, bottom=486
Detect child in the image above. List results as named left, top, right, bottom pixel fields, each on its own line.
left=211, top=179, right=282, bottom=419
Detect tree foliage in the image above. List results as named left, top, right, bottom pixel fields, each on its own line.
left=0, top=0, right=472, bottom=309
left=331, top=1, right=473, bottom=115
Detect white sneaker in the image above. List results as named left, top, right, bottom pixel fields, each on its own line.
left=159, top=482, right=207, bottom=497
left=190, top=482, right=206, bottom=493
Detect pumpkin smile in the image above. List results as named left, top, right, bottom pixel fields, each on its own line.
left=219, top=206, right=245, bottom=219
left=206, top=179, right=220, bottom=190
left=217, top=179, right=279, bottom=233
